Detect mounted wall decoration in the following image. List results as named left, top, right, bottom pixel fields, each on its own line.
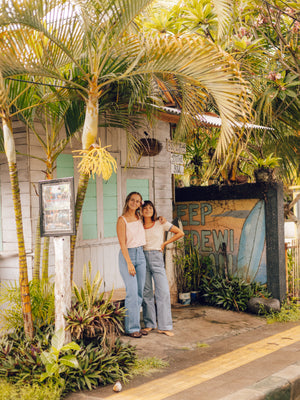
left=39, top=177, right=76, bottom=237
left=135, top=138, right=163, bottom=157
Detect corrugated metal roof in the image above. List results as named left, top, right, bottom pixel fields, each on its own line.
left=157, top=106, right=272, bottom=130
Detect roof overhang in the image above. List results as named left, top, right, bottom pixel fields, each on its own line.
left=154, top=106, right=273, bottom=130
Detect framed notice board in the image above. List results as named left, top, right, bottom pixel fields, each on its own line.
left=39, top=177, right=76, bottom=237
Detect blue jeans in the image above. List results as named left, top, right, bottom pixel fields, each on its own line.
left=119, top=246, right=146, bottom=334
left=142, top=250, right=173, bottom=331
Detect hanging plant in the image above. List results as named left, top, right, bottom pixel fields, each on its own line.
left=135, top=138, right=163, bottom=157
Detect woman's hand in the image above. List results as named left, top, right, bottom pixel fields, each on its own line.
left=158, top=216, right=167, bottom=224
left=127, top=261, right=136, bottom=276
left=160, top=242, right=166, bottom=252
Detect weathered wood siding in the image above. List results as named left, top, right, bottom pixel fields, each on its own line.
left=0, top=118, right=173, bottom=300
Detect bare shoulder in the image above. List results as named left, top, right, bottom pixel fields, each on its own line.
left=117, top=216, right=125, bottom=224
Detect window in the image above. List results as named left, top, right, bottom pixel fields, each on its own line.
left=103, top=172, right=118, bottom=238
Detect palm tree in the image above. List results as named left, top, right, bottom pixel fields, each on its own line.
left=0, top=0, right=250, bottom=278
left=0, top=75, right=35, bottom=338
left=25, top=87, right=84, bottom=281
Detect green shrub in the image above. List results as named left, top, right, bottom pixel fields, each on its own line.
left=0, top=380, right=62, bottom=400
left=200, top=273, right=270, bottom=312
left=174, top=237, right=212, bottom=293
left=65, top=262, right=126, bottom=347
left=40, top=328, right=80, bottom=387
left=0, top=328, right=51, bottom=384
left=174, top=237, right=270, bottom=312
left=0, top=327, right=136, bottom=394
left=266, top=300, right=300, bottom=323
left=62, top=338, right=137, bottom=392
left=0, top=263, right=136, bottom=396
left=0, top=279, right=55, bottom=333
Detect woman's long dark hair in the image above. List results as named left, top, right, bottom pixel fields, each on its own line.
left=142, top=200, right=157, bottom=222
left=122, top=191, right=143, bottom=217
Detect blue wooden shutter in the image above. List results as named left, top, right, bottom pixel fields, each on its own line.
left=57, top=154, right=98, bottom=240
left=56, top=154, right=74, bottom=178
left=103, top=172, right=118, bottom=238
left=126, top=179, right=149, bottom=202
left=82, top=177, right=98, bottom=240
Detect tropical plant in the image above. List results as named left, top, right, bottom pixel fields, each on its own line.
left=225, top=0, right=300, bottom=184
left=251, top=153, right=281, bottom=182
left=149, top=0, right=300, bottom=185
left=40, top=328, right=80, bottom=388
left=0, top=328, right=53, bottom=384
left=199, top=272, right=271, bottom=312
left=0, top=279, right=55, bottom=333
left=252, top=153, right=281, bottom=170
left=0, top=75, right=37, bottom=338
left=62, top=338, right=137, bottom=392
left=65, top=262, right=125, bottom=345
left=174, top=236, right=212, bottom=293
left=0, top=0, right=250, bottom=280
left=0, top=321, right=137, bottom=394
left=26, top=87, right=84, bottom=280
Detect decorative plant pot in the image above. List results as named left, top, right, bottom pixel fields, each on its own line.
left=254, top=168, right=274, bottom=183
left=135, top=138, right=163, bottom=157
left=178, top=292, right=191, bottom=305
left=190, top=291, right=200, bottom=304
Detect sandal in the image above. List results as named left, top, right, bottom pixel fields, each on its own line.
left=127, top=331, right=142, bottom=338
left=140, top=329, right=149, bottom=336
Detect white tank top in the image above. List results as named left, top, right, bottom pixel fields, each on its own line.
left=121, top=216, right=146, bottom=248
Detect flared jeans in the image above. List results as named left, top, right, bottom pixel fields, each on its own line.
left=119, top=246, right=146, bottom=334
left=142, top=250, right=173, bottom=331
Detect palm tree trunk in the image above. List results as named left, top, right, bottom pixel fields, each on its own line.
left=70, top=172, right=89, bottom=281
left=70, top=91, right=98, bottom=281
left=9, top=162, right=34, bottom=338
left=32, top=218, right=41, bottom=281
left=3, top=116, right=34, bottom=339
left=42, top=236, right=50, bottom=281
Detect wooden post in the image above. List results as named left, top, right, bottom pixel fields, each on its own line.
left=54, top=236, right=71, bottom=343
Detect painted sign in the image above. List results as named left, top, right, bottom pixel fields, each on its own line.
left=166, top=139, right=186, bottom=154
left=175, top=198, right=267, bottom=283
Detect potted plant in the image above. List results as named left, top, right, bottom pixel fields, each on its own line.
left=135, top=137, right=163, bottom=157
left=252, top=153, right=281, bottom=183
left=174, top=238, right=197, bottom=305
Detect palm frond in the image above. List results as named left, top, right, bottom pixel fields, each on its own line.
left=212, top=0, right=233, bottom=40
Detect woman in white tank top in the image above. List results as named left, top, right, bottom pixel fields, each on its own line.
left=116, top=192, right=148, bottom=338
